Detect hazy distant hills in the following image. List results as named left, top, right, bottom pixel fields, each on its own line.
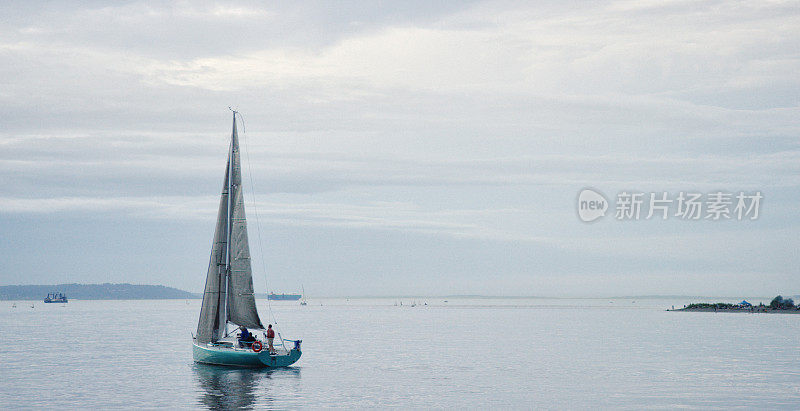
left=0, top=283, right=198, bottom=300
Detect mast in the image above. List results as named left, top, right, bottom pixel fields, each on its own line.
left=220, top=111, right=237, bottom=338
left=225, top=112, right=236, bottom=332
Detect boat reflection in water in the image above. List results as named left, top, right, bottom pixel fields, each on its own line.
left=193, top=363, right=300, bottom=409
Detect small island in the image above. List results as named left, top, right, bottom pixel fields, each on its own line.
left=669, top=295, right=800, bottom=314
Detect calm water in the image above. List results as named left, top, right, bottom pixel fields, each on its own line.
left=2, top=297, right=799, bottom=409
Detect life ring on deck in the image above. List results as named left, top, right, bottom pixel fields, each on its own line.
left=251, top=341, right=263, bottom=352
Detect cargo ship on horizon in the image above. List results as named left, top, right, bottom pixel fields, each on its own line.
left=268, top=292, right=302, bottom=301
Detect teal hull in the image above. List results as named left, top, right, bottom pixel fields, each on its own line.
left=192, top=342, right=301, bottom=368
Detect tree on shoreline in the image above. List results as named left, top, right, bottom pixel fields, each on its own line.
left=770, top=295, right=795, bottom=310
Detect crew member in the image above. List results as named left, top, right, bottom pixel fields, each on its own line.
left=238, top=325, right=255, bottom=347
left=266, top=324, right=276, bottom=354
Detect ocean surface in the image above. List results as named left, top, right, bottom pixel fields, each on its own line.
left=2, top=297, right=800, bottom=409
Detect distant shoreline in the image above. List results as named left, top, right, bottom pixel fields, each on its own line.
left=2, top=284, right=794, bottom=302
left=669, top=307, right=800, bottom=314
left=0, top=283, right=196, bottom=301
left=669, top=296, right=800, bottom=314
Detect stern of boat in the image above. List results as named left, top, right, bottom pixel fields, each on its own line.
left=258, top=348, right=302, bottom=367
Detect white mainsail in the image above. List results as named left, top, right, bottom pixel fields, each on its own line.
left=196, top=112, right=263, bottom=344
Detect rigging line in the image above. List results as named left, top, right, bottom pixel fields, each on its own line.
left=238, top=112, right=279, bottom=327
left=237, top=109, right=246, bottom=134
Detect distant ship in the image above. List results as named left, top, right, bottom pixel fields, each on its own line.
left=44, top=292, right=68, bottom=303
left=268, top=292, right=302, bottom=301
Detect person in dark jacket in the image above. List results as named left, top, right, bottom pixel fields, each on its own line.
left=238, top=325, right=255, bottom=347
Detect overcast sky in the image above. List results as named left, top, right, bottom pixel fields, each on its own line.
left=1, top=1, right=798, bottom=296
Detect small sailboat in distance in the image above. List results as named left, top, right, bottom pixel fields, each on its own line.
left=192, top=111, right=301, bottom=367
left=300, top=285, right=308, bottom=306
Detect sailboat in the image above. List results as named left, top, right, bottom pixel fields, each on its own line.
left=192, top=111, right=302, bottom=368
left=300, top=285, right=307, bottom=306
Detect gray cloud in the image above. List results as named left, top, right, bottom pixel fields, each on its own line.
left=0, top=1, right=797, bottom=295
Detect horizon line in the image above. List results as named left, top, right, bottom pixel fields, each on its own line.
left=0, top=282, right=786, bottom=300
